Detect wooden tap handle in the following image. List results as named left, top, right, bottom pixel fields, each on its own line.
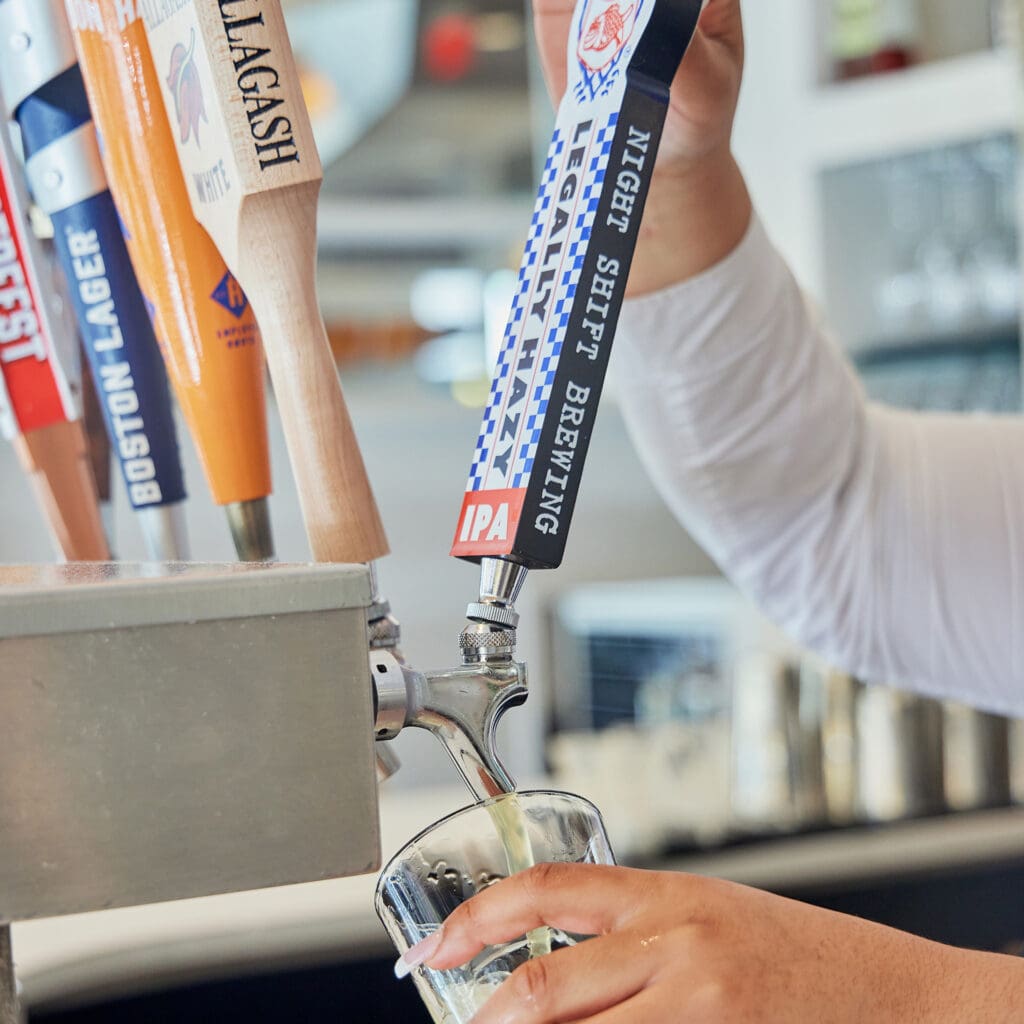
left=142, top=1, right=389, bottom=565
left=237, top=186, right=388, bottom=564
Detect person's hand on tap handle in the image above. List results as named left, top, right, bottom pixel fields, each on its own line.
left=413, top=863, right=1024, bottom=1022
left=534, top=0, right=741, bottom=160
left=534, top=0, right=750, bottom=295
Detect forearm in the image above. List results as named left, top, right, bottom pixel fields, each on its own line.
left=856, top=917, right=1024, bottom=1022
left=615, top=211, right=1024, bottom=713
left=627, top=147, right=752, bottom=297
left=927, top=947, right=1024, bottom=1023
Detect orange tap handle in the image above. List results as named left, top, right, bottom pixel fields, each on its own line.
left=69, top=7, right=272, bottom=509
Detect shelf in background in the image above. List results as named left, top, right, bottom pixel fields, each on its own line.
left=660, top=806, right=1024, bottom=894
left=851, top=326, right=1021, bottom=363
left=809, top=49, right=1021, bottom=169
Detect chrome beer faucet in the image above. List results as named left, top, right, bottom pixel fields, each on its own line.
left=370, top=558, right=529, bottom=800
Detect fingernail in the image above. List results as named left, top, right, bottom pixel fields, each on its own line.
left=394, top=929, right=444, bottom=980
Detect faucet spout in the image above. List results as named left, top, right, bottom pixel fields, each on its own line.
left=415, top=658, right=528, bottom=799
left=370, top=625, right=528, bottom=802
left=370, top=562, right=531, bottom=802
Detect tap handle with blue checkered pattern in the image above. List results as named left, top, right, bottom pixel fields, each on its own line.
left=452, top=0, right=702, bottom=571
left=0, top=0, right=190, bottom=561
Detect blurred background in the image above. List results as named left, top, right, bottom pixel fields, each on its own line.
left=7, top=0, right=1024, bottom=1019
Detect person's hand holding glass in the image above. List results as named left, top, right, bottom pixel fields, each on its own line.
left=376, top=791, right=614, bottom=1023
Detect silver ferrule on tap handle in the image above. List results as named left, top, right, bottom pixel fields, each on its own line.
left=226, top=499, right=275, bottom=563
left=465, top=556, right=529, bottom=630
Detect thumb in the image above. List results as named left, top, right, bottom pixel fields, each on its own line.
left=531, top=1, right=574, bottom=104
left=698, top=0, right=743, bottom=57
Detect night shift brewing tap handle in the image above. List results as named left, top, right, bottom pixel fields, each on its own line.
left=451, top=0, right=702, bottom=611
left=142, top=0, right=389, bottom=566
left=0, top=0, right=189, bottom=562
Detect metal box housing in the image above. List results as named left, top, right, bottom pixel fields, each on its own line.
left=0, top=563, right=379, bottom=923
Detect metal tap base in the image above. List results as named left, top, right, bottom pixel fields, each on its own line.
left=136, top=502, right=190, bottom=561
left=366, top=564, right=403, bottom=781
left=0, top=927, right=19, bottom=1024
left=0, top=563, right=380, bottom=923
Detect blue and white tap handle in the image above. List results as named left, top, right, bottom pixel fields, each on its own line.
left=0, top=0, right=189, bottom=560
left=452, top=0, right=701, bottom=572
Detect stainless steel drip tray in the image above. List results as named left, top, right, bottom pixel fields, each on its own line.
left=0, top=563, right=380, bottom=924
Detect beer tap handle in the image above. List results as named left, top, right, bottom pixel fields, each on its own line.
left=0, top=95, right=109, bottom=561
left=451, top=0, right=702, bottom=590
left=68, top=8, right=276, bottom=562
left=142, top=1, right=388, bottom=565
left=0, top=0, right=189, bottom=560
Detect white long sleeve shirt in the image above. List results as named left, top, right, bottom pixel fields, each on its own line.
left=615, top=215, right=1024, bottom=716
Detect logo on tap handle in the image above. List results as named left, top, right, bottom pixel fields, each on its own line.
left=574, top=0, right=642, bottom=101
left=578, top=1, right=637, bottom=72
left=166, top=29, right=208, bottom=147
